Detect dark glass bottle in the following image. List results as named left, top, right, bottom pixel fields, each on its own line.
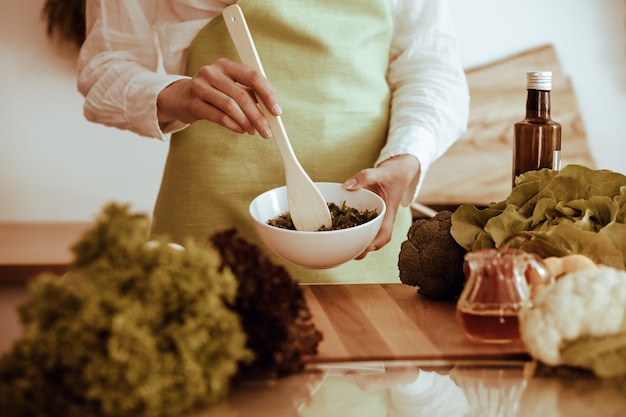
left=512, top=71, right=562, bottom=187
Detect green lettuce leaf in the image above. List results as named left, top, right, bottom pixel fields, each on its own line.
left=560, top=324, right=626, bottom=378
left=450, top=165, right=626, bottom=269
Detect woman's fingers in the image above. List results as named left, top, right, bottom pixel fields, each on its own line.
left=189, top=72, right=259, bottom=135
left=158, top=58, right=283, bottom=137
left=344, top=155, right=421, bottom=259
left=193, top=58, right=281, bottom=138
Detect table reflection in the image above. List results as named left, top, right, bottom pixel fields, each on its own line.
left=188, top=360, right=626, bottom=417
left=451, top=362, right=533, bottom=417
left=304, top=362, right=468, bottom=417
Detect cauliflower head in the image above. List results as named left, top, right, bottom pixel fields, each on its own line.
left=519, top=266, right=626, bottom=377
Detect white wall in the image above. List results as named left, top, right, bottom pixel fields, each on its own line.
left=449, top=0, right=626, bottom=174
left=1, top=0, right=625, bottom=222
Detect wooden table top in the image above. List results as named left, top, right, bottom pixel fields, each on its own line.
left=0, top=222, right=530, bottom=362
left=3, top=283, right=624, bottom=417
left=303, top=283, right=528, bottom=364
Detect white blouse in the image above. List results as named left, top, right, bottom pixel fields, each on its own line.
left=77, top=0, right=469, bottom=201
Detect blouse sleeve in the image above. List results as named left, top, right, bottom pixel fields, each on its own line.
left=381, top=0, right=470, bottom=205
left=77, top=0, right=188, bottom=140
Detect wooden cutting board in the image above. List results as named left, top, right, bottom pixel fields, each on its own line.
left=418, top=44, right=595, bottom=208
left=303, top=283, right=528, bottom=363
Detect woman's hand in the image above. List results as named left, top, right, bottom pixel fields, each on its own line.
left=157, top=58, right=282, bottom=138
left=343, top=154, right=421, bottom=259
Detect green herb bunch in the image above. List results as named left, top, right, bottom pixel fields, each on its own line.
left=0, top=203, right=252, bottom=417
left=451, top=164, right=626, bottom=269
left=267, top=201, right=378, bottom=231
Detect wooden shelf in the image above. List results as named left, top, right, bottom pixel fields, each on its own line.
left=0, top=222, right=91, bottom=285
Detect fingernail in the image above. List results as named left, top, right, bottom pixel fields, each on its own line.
left=343, top=178, right=357, bottom=189
left=261, top=127, right=273, bottom=138
left=273, top=103, right=282, bottom=115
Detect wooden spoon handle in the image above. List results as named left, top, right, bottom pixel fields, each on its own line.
left=223, top=5, right=300, bottom=168
left=223, top=5, right=332, bottom=231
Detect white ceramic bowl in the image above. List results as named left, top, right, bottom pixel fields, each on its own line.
left=249, top=182, right=386, bottom=269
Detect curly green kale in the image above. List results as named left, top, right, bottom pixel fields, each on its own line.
left=0, top=203, right=252, bottom=417
left=398, top=211, right=467, bottom=301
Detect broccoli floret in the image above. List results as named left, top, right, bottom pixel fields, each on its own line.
left=398, top=211, right=467, bottom=301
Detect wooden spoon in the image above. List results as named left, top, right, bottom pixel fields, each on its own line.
left=223, top=5, right=332, bottom=232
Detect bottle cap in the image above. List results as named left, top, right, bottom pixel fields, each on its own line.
left=526, top=71, right=552, bottom=91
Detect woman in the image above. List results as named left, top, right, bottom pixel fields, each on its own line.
left=77, top=0, right=469, bottom=283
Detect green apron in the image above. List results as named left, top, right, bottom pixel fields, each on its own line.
left=151, top=0, right=412, bottom=283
